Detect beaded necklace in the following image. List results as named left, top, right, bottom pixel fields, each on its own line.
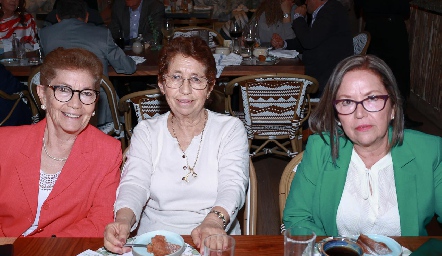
left=171, top=111, right=208, bottom=182
left=43, top=137, right=68, bottom=162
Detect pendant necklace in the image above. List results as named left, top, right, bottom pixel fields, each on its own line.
left=171, top=111, right=208, bottom=182
left=42, top=137, right=68, bottom=162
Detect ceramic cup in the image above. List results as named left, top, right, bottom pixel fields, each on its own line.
left=215, top=47, right=231, bottom=55
left=253, top=47, right=268, bottom=58
left=317, top=237, right=363, bottom=256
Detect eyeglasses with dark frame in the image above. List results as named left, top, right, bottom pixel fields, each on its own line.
left=46, top=85, right=100, bottom=105
left=163, top=74, right=209, bottom=90
left=333, top=95, right=390, bottom=115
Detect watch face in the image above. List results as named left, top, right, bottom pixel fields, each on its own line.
left=283, top=13, right=289, bottom=18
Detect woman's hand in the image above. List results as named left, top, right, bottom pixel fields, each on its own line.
left=103, top=208, right=136, bottom=254
left=271, top=33, right=285, bottom=49
left=103, top=220, right=132, bottom=254
left=191, top=215, right=226, bottom=254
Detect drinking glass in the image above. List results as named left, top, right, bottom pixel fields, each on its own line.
left=284, top=226, right=316, bottom=256
left=203, top=234, right=235, bottom=256
left=162, top=18, right=175, bottom=45
left=243, top=23, right=256, bottom=60
left=229, top=20, right=242, bottom=54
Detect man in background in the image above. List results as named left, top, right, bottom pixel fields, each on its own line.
left=272, top=0, right=353, bottom=96
left=39, top=0, right=136, bottom=127
left=109, top=0, right=164, bottom=43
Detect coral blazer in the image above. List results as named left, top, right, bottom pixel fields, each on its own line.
left=0, top=119, right=122, bottom=237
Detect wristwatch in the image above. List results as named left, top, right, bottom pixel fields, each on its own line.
left=283, top=13, right=290, bottom=19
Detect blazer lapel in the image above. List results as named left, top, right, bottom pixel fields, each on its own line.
left=391, top=142, right=419, bottom=235
left=15, top=120, right=47, bottom=217
left=45, top=126, right=92, bottom=201
left=138, top=0, right=149, bottom=36
left=320, top=137, right=353, bottom=235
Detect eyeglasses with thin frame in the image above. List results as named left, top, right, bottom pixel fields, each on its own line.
left=46, top=85, right=100, bottom=105
left=333, top=95, right=389, bottom=115
left=163, top=74, right=209, bottom=90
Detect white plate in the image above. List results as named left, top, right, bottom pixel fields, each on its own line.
left=132, top=230, right=185, bottom=256
left=360, top=234, right=402, bottom=256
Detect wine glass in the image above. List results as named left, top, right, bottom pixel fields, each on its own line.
left=229, top=20, right=243, bottom=54
left=162, top=18, right=175, bottom=45
left=243, top=23, right=257, bottom=60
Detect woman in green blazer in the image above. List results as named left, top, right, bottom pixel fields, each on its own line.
left=283, top=55, right=442, bottom=236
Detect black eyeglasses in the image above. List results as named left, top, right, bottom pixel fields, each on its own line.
left=47, top=85, right=100, bottom=105
left=333, top=95, right=389, bottom=115
left=164, top=74, right=209, bottom=90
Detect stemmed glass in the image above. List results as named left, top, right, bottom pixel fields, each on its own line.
left=162, top=18, right=175, bottom=45
left=229, top=20, right=243, bottom=54
left=243, top=23, right=257, bottom=60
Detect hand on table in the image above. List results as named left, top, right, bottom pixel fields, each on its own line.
left=191, top=218, right=226, bottom=254
left=271, top=33, right=285, bottom=49
left=103, top=220, right=132, bottom=255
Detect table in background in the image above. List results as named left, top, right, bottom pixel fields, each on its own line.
left=1, top=236, right=440, bottom=256
left=2, top=49, right=305, bottom=78
left=108, top=49, right=305, bottom=77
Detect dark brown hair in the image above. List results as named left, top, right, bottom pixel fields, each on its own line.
left=40, top=47, right=103, bottom=90
left=308, top=54, right=404, bottom=164
left=0, top=0, right=27, bottom=25
left=157, top=36, right=216, bottom=90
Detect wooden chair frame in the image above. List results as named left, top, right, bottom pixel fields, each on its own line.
left=225, top=74, right=318, bottom=158
left=173, top=18, right=217, bottom=30
left=279, top=151, right=303, bottom=223
left=0, top=89, right=39, bottom=126
left=118, top=88, right=169, bottom=142
left=243, top=159, right=257, bottom=235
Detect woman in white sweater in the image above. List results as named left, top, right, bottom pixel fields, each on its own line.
left=104, top=36, right=249, bottom=254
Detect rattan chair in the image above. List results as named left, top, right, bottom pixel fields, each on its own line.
left=27, top=67, right=125, bottom=147
left=0, top=89, right=39, bottom=126
left=225, top=74, right=318, bottom=158
left=353, top=31, right=371, bottom=55
left=173, top=26, right=224, bottom=47
left=118, top=88, right=170, bottom=141
left=279, top=151, right=303, bottom=223
left=243, top=159, right=257, bottom=235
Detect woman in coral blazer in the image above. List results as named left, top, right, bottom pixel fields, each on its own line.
left=0, top=48, right=122, bottom=237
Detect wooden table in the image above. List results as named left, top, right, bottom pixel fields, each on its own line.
left=1, top=235, right=440, bottom=256
left=2, top=49, right=305, bottom=78
left=107, top=49, right=305, bottom=77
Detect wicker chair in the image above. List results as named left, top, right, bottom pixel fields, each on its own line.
left=0, top=89, right=39, bottom=126
left=225, top=74, right=318, bottom=158
left=279, top=151, right=304, bottom=223
left=353, top=31, right=371, bottom=55
left=118, top=88, right=170, bottom=141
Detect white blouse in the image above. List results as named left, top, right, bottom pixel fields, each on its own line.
left=336, top=149, right=401, bottom=236
left=22, top=170, right=61, bottom=236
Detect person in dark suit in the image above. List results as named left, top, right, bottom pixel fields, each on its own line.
left=355, top=0, right=422, bottom=128
left=39, top=0, right=136, bottom=126
left=0, top=64, right=32, bottom=126
left=109, top=0, right=164, bottom=43
left=272, top=0, right=353, bottom=96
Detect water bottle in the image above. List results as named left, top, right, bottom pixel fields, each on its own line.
left=11, top=33, right=19, bottom=58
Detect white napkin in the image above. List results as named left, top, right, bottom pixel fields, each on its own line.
left=129, top=56, right=146, bottom=65
left=213, top=53, right=243, bottom=78
left=269, top=49, right=299, bottom=59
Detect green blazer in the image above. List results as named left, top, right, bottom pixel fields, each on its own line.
left=283, top=129, right=442, bottom=236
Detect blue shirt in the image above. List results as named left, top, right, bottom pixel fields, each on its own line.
left=129, top=0, right=143, bottom=39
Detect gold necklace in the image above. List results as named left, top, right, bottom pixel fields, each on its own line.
left=42, top=137, right=68, bottom=162
left=171, top=111, right=208, bottom=182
